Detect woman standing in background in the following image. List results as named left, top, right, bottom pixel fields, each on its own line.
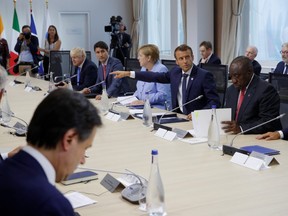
left=39, top=25, right=61, bottom=80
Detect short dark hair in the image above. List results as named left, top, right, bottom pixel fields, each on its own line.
left=174, top=44, right=193, bottom=59
left=94, top=41, right=109, bottom=51
left=22, top=25, right=31, bottom=31
left=26, top=89, right=102, bottom=149
left=230, top=56, right=254, bottom=74
left=199, top=41, right=213, bottom=50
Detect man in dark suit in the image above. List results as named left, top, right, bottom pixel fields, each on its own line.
left=112, top=44, right=220, bottom=119
left=14, top=25, right=39, bottom=74
left=274, top=42, right=288, bottom=74
left=245, top=45, right=262, bottom=76
left=0, top=89, right=102, bottom=215
left=82, top=41, right=128, bottom=98
left=198, top=41, right=221, bottom=65
left=256, top=128, right=288, bottom=140
left=70, top=47, right=98, bottom=91
left=222, top=56, right=282, bottom=134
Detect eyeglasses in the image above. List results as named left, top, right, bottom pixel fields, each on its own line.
left=280, top=51, right=288, bottom=55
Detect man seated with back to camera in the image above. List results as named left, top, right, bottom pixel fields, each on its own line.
left=81, top=41, right=129, bottom=99
left=111, top=44, right=220, bottom=120
left=222, top=56, right=282, bottom=134
left=69, top=47, right=98, bottom=91
left=0, top=88, right=102, bottom=215
left=14, top=25, right=39, bottom=74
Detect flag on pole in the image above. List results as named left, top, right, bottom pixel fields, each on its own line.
left=41, top=0, right=52, bottom=47
left=30, top=5, right=37, bottom=36
left=9, top=7, right=20, bottom=75
left=0, top=13, right=4, bottom=37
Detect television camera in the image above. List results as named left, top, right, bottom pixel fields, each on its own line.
left=104, top=16, right=123, bottom=50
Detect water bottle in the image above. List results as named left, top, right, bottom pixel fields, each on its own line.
left=207, top=105, right=221, bottom=150
left=1, top=90, right=12, bottom=124
left=48, top=72, right=54, bottom=93
left=146, top=150, right=166, bottom=216
left=24, top=69, right=31, bottom=87
left=143, top=92, right=152, bottom=127
left=101, top=84, right=109, bottom=114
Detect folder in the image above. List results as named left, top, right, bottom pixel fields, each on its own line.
left=240, top=145, right=280, bottom=156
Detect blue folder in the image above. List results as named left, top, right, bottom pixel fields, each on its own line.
left=240, top=145, right=280, bottom=156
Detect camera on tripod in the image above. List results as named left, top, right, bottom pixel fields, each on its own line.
left=104, top=15, right=123, bottom=35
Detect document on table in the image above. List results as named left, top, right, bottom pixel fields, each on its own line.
left=64, top=191, right=97, bottom=209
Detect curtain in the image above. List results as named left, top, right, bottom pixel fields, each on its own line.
left=180, top=0, right=187, bottom=44
left=221, top=0, right=246, bottom=64
left=131, top=0, right=144, bottom=58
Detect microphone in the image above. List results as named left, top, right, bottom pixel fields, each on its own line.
left=54, top=74, right=77, bottom=87
left=110, top=95, right=136, bottom=112
left=86, top=80, right=105, bottom=90
left=13, top=65, right=39, bottom=84
left=78, top=167, right=147, bottom=204
left=0, top=110, right=28, bottom=136
left=158, top=95, right=203, bottom=124
left=222, top=113, right=286, bottom=156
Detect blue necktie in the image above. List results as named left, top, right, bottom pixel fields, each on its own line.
left=182, top=73, right=188, bottom=114
left=77, top=67, right=81, bottom=86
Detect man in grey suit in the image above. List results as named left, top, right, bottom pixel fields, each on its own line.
left=222, top=56, right=282, bottom=134
left=82, top=41, right=128, bottom=99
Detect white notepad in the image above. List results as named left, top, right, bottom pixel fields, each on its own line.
left=65, top=191, right=97, bottom=209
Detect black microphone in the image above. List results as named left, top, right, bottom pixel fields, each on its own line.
left=222, top=113, right=286, bottom=156
left=78, top=167, right=147, bottom=204
left=13, top=65, right=39, bottom=84
left=0, top=110, right=28, bottom=136
left=158, top=95, right=203, bottom=124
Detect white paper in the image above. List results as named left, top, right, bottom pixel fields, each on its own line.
left=117, top=96, right=138, bottom=105
left=65, top=191, right=97, bottom=209
left=163, top=131, right=177, bottom=141
left=192, top=108, right=231, bottom=137
left=154, top=128, right=167, bottom=138
left=179, top=137, right=208, bottom=145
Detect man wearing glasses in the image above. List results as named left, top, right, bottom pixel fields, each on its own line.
left=274, top=42, right=288, bottom=74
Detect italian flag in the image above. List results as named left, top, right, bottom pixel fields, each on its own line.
left=0, top=14, right=4, bottom=36
left=9, top=8, right=20, bottom=75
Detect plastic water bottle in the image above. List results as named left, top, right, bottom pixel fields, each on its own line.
left=146, top=150, right=166, bottom=216
left=207, top=105, right=221, bottom=150
left=143, top=92, right=152, bottom=127
left=48, top=72, right=54, bottom=93
left=101, top=84, right=109, bottom=114
left=24, top=70, right=31, bottom=87
left=1, top=90, right=12, bottom=124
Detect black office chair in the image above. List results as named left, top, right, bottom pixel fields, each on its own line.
left=161, top=59, right=178, bottom=71
left=124, top=58, right=141, bottom=95
left=268, top=72, right=288, bottom=128
left=199, top=63, right=228, bottom=108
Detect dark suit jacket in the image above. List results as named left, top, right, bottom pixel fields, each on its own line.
left=91, top=57, right=128, bottom=97
left=274, top=61, right=286, bottom=74
left=0, top=150, right=74, bottom=215
left=198, top=53, right=221, bottom=65
left=283, top=128, right=288, bottom=140
left=14, top=35, right=39, bottom=64
left=135, top=64, right=220, bottom=114
left=252, top=59, right=262, bottom=76
left=225, top=75, right=282, bottom=134
left=71, top=58, right=98, bottom=91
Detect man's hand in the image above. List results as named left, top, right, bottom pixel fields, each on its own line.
left=81, top=88, right=91, bottom=94
left=221, top=120, right=241, bottom=134
left=256, top=131, right=281, bottom=140
left=95, top=95, right=102, bottom=100
left=110, top=71, right=131, bottom=79
left=187, top=113, right=192, bottom=121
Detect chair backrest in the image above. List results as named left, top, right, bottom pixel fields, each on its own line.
left=49, top=50, right=91, bottom=81
left=268, top=72, right=288, bottom=128
left=199, top=63, right=228, bottom=107
left=161, top=59, right=178, bottom=71
left=124, top=58, right=141, bottom=94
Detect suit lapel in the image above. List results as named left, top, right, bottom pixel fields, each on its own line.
left=185, top=66, right=197, bottom=100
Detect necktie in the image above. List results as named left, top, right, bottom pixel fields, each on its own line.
left=284, top=64, right=288, bottom=74
left=103, top=65, right=107, bottom=79
left=235, top=88, right=245, bottom=121
left=77, top=67, right=81, bottom=86
left=182, top=73, right=188, bottom=114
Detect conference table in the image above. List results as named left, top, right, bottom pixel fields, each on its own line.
left=1, top=76, right=288, bottom=216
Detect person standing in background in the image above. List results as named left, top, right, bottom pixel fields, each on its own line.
left=115, top=22, right=132, bottom=65
left=39, top=25, right=62, bottom=80
left=0, top=36, right=10, bottom=69
left=198, top=41, right=221, bottom=65
left=245, top=45, right=262, bottom=76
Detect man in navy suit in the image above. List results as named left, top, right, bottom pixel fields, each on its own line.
left=256, top=128, right=288, bottom=140
left=0, top=89, right=102, bottom=215
left=198, top=41, right=221, bottom=65
left=222, top=56, right=282, bottom=134
left=112, top=44, right=220, bottom=119
left=70, top=47, right=98, bottom=91
left=245, top=45, right=262, bottom=76
left=82, top=41, right=128, bottom=99
left=274, top=42, right=288, bottom=74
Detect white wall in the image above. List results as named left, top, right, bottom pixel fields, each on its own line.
left=0, top=0, right=132, bottom=63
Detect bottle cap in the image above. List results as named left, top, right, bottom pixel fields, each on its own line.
left=211, top=105, right=217, bottom=109
left=151, top=149, right=158, bottom=155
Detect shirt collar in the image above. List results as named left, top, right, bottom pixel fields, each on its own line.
left=182, top=65, right=193, bottom=76
left=22, top=146, right=56, bottom=186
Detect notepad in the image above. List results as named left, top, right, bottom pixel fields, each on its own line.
left=65, top=191, right=97, bottom=209
left=62, top=171, right=98, bottom=185
left=240, top=145, right=280, bottom=156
